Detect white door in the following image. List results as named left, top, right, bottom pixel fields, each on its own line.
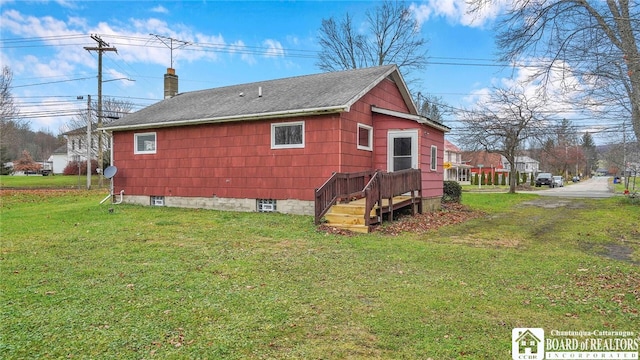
left=387, top=130, right=418, bottom=172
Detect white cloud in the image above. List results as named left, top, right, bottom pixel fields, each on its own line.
left=410, top=0, right=507, bottom=28
left=263, top=39, right=285, bottom=58
left=229, top=40, right=256, bottom=65
left=151, top=5, right=168, bottom=14
left=463, top=59, right=598, bottom=126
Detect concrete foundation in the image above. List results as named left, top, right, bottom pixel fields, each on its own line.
left=118, top=195, right=315, bottom=216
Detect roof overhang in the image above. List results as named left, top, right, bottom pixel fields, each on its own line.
left=101, top=105, right=348, bottom=132
left=371, top=106, right=450, bottom=133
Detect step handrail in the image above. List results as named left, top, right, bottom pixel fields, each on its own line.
left=314, top=170, right=375, bottom=224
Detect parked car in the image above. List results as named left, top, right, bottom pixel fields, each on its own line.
left=552, top=176, right=564, bottom=187
left=535, top=173, right=554, bottom=187
left=572, top=176, right=580, bottom=182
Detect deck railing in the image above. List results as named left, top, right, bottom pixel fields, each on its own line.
left=363, top=169, right=422, bottom=225
left=315, top=168, right=422, bottom=226
left=314, top=170, right=375, bottom=224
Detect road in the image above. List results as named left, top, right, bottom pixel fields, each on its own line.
left=531, top=176, right=615, bottom=198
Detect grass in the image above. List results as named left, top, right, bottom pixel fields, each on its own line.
left=1, top=190, right=638, bottom=359
left=0, top=174, right=103, bottom=189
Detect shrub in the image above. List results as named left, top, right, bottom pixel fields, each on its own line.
left=63, top=160, right=98, bottom=175
left=442, top=181, right=462, bottom=203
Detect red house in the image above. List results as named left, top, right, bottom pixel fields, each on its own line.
left=102, top=65, right=449, bottom=231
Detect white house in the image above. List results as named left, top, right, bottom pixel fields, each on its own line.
left=502, top=155, right=540, bottom=175
left=47, top=145, right=68, bottom=174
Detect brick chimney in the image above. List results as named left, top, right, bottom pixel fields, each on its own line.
left=164, top=68, right=178, bottom=99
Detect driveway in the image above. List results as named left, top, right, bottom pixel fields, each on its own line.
left=530, top=176, right=615, bottom=198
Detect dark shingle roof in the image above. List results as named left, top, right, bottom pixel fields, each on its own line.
left=103, top=65, right=412, bottom=131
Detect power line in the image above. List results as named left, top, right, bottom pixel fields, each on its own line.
left=13, top=76, right=96, bottom=88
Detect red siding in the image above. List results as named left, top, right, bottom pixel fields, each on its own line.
left=113, top=114, right=342, bottom=201
left=372, top=112, right=446, bottom=198
left=111, top=77, right=446, bottom=202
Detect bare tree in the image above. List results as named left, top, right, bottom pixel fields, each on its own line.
left=0, top=66, right=19, bottom=121
left=67, top=96, right=134, bottom=131
left=316, top=0, right=428, bottom=82
left=1, top=66, right=25, bottom=161
left=470, top=0, right=640, bottom=141
left=415, top=93, right=447, bottom=123
left=458, top=84, right=549, bottom=193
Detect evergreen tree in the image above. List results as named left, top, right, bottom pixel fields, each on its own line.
left=581, top=132, right=598, bottom=176
left=0, top=146, right=12, bottom=175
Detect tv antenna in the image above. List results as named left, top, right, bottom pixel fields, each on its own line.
left=150, top=34, right=191, bottom=68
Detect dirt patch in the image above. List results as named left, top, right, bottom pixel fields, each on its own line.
left=603, top=244, right=638, bottom=264
left=448, top=234, right=522, bottom=248
left=519, top=198, right=587, bottom=209
left=579, top=242, right=639, bottom=265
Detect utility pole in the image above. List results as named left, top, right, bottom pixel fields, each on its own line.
left=86, top=95, right=91, bottom=190
left=84, top=34, right=117, bottom=187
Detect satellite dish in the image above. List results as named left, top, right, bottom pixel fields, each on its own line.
left=103, top=166, right=118, bottom=179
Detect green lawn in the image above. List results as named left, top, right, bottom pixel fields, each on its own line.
left=0, top=174, right=103, bottom=189
left=1, top=190, right=638, bottom=359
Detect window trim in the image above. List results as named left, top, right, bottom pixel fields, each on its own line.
left=271, top=121, right=305, bottom=149
left=430, top=145, right=438, bottom=171
left=134, top=132, right=157, bottom=154
left=387, top=129, right=419, bottom=172
left=356, top=123, right=373, bottom=151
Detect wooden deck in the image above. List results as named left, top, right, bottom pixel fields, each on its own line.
left=315, top=169, right=423, bottom=233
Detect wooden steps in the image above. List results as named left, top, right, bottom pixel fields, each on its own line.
left=323, top=202, right=378, bottom=233
left=321, top=195, right=419, bottom=234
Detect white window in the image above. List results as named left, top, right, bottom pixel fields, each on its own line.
left=271, top=121, right=304, bottom=149
left=134, top=132, right=157, bottom=154
left=357, top=124, right=373, bottom=151
left=430, top=145, right=437, bottom=171
left=388, top=130, right=418, bottom=172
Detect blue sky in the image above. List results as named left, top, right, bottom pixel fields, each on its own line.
left=6, top=0, right=604, bottom=145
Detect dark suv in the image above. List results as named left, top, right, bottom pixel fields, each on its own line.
left=535, top=173, right=554, bottom=187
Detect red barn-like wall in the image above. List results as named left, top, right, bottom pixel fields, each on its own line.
left=110, top=77, right=445, bottom=211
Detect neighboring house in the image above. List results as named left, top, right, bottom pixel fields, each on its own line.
left=443, top=139, right=471, bottom=184
left=101, top=65, right=450, bottom=216
left=503, top=155, right=539, bottom=176
left=47, top=145, right=68, bottom=174
left=463, top=151, right=540, bottom=184
left=63, top=124, right=110, bottom=172
left=461, top=150, right=507, bottom=179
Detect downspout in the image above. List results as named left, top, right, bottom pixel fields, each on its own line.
left=109, top=134, right=114, bottom=196
left=338, top=115, right=343, bottom=172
